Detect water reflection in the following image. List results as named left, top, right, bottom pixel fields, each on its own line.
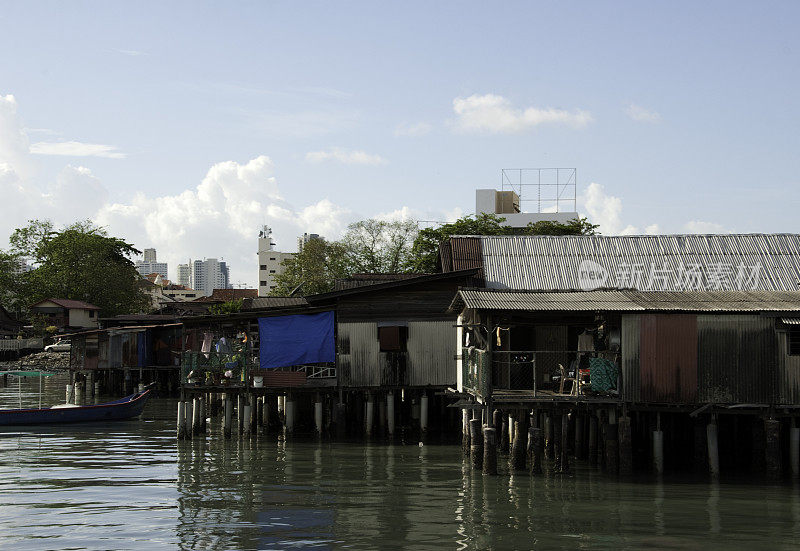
left=2, top=377, right=800, bottom=550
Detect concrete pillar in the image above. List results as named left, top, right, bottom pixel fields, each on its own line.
left=285, top=398, right=295, bottom=434
left=765, top=418, right=782, bottom=480
left=604, top=422, right=619, bottom=474
left=176, top=401, right=187, bottom=439
left=482, top=427, right=497, bottom=475
left=500, top=414, right=509, bottom=454
left=420, top=393, right=429, bottom=434
left=707, top=418, right=720, bottom=480
left=262, top=395, right=270, bottom=428
left=387, top=391, right=395, bottom=437
left=469, top=419, right=483, bottom=470
left=335, top=401, right=346, bottom=439
left=74, top=383, right=83, bottom=406
left=379, top=395, right=387, bottom=436
left=185, top=398, right=193, bottom=437
left=243, top=401, right=252, bottom=436
left=618, top=416, right=633, bottom=475
left=365, top=393, right=374, bottom=438
left=529, top=426, right=543, bottom=475
left=508, top=413, right=515, bottom=454
left=191, top=398, right=200, bottom=436
left=315, top=399, right=324, bottom=436
left=94, top=381, right=101, bottom=402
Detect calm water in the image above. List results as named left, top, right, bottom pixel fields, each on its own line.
left=2, top=374, right=800, bottom=550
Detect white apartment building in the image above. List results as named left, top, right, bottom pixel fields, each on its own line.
left=176, top=263, right=192, bottom=287
left=258, top=226, right=294, bottom=296
left=135, top=248, right=168, bottom=279
left=192, top=258, right=230, bottom=296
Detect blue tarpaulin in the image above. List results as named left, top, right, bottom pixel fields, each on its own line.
left=258, top=311, right=335, bottom=369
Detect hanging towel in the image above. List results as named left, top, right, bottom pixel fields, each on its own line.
left=201, top=332, right=213, bottom=358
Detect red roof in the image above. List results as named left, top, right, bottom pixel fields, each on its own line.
left=31, top=298, right=101, bottom=310
left=203, top=288, right=259, bottom=302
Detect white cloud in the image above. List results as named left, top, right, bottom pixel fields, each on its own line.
left=579, top=182, right=639, bottom=235
left=683, top=220, right=726, bottom=233
left=394, top=122, right=432, bottom=137
left=305, top=147, right=387, bottom=166
left=625, top=103, right=661, bottom=123
left=645, top=223, right=661, bottom=235
left=30, top=141, right=126, bottom=159
left=95, top=155, right=352, bottom=287
left=452, top=93, right=593, bottom=134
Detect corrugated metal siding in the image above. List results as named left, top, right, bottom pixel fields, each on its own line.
left=698, top=315, right=778, bottom=404
left=337, top=322, right=379, bottom=387
left=640, top=314, right=698, bottom=403
left=406, top=321, right=456, bottom=386
left=621, top=315, right=641, bottom=402
left=472, top=234, right=800, bottom=291
left=777, top=331, right=800, bottom=404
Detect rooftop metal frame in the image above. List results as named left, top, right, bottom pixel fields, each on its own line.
left=501, top=168, right=577, bottom=214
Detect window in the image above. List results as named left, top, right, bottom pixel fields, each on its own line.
left=789, top=327, right=800, bottom=355
left=269, top=270, right=276, bottom=274
left=260, top=280, right=267, bottom=286
left=378, top=325, right=408, bottom=352
left=89, top=310, right=95, bottom=318
left=259, top=264, right=267, bottom=270
left=270, top=257, right=276, bottom=261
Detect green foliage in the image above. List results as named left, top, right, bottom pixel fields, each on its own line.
left=4, top=219, right=150, bottom=317
left=269, top=237, right=349, bottom=296
left=409, top=213, right=599, bottom=272
left=209, top=298, right=243, bottom=315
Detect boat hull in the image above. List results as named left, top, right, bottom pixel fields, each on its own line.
left=0, top=388, right=153, bottom=426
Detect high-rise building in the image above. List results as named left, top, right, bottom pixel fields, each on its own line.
left=176, top=263, right=192, bottom=288
left=258, top=226, right=294, bottom=296
left=297, top=232, right=322, bottom=253
left=135, top=248, right=168, bottom=279
left=192, top=258, right=230, bottom=296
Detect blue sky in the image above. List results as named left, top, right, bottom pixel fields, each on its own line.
left=1, top=1, right=799, bottom=286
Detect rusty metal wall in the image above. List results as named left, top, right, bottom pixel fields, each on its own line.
left=640, top=314, right=698, bottom=403
left=621, top=314, right=641, bottom=402
left=698, top=315, right=777, bottom=404
left=406, top=321, right=456, bottom=387
left=336, top=322, right=379, bottom=387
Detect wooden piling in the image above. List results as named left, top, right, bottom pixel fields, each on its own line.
left=765, top=418, right=781, bottom=480
left=604, top=420, right=619, bottom=475
left=365, top=392, right=374, bottom=438
left=511, top=419, right=527, bottom=471
left=588, top=414, right=598, bottom=466
left=223, top=394, right=233, bottom=439
left=545, top=413, right=554, bottom=460
left=618, top=416, right=633, bottom=476
left=315, top=396, right=324, bottom=437
left=791, top=420, right=800, bottom=478
left=469, top=419, right=483, bottom=470
left=500, top=414, right=509, bottom=454
left=285, top=397, right=295, bottom=435
left=483, top=427, right=498, bottom=475
left=560, top=413, right=570, bottom=473
left=575, top=414, right=585, bottom=460
left=529, top=426, right=543, bottom=475
left=420, top=392, right=429, bottom=434
left=553, top=413, right=563, bottom=472
left=176, top=401, right=186, bottom=440
left=707, top=417, right=720, bottom=480
left=462, top=409, right=470, bottom=455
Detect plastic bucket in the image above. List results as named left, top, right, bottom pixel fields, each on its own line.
left=253, top=376, right=264, bottom=388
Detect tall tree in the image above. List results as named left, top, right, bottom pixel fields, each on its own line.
left=7, top=219, right=151, bottom=316
left=409, top=213, right=598, bottom=272
left=341, top=219, right=418, bottom=273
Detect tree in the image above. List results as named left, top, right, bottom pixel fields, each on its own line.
left=209, top=299, right=243, bottom=315
left=341, top=219, right=418, bottom=273
left=7, top=219, right=151, bottom=317
left=409, top=213, right=599, bottom=273
left=269, top=237, right=350, bottom=296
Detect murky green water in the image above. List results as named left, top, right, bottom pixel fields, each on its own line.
left=2, top=374, right=800, bottom=550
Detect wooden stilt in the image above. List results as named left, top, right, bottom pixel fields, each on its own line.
left=618, top=416, right=633, bottom=475
left=470, top=419, right=483, bottom=470
left=529, top=426, right=543, bottom=475
left=765, top=418, right=781, bottom=480
left=482, top=427, right=497, bottom=475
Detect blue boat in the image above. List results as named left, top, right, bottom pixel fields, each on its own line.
left=0, top=371, right=154, bottom=426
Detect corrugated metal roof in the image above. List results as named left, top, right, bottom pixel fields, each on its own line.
left=451, top=289, right=800, bottom=312
left=248, top=297, right=309, bottom=309
left=454, top=234, right=800, bottom=291
left=782, top=318, right=800, bottom=324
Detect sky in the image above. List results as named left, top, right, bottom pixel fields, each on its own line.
left=1, top=1, right=799, bottom=288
